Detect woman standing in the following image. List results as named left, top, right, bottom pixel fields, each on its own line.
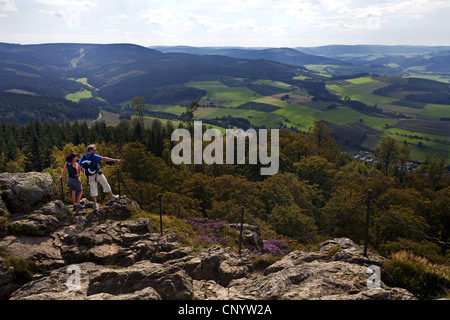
left=60, top=153, right=84, bottom=210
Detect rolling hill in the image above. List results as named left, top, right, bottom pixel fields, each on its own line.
left=0, top=42, right=448, bottom=162
left=150, top=46, right=351, bottom=67
left=0, top=42, right=304, bottom=105
left=296, top=45, right=450, bottom=77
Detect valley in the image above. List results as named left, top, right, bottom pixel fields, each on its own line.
left=0, top=42, right=449, bottom=163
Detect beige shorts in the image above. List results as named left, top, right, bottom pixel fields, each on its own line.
left=88, top=173, right=111, bottom=197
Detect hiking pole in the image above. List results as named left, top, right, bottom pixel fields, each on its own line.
left=159, top=193, right=163, bottom=236
left=60, top=178, right=65, bottom=204
left=117, top=168, right=121, bottom=199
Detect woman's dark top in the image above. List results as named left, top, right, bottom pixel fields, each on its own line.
left=67, top=163, right=78, bottom=179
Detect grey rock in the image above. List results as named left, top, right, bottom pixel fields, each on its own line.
left=87, top=260, right=193, bottom=299
left=10, top=200, right=69, bottom=236
left=9, top=262, right=105, bottom=300
left=0, top=235, right=65, bottom=271
left=0, top=266, right=16, bottom=299
left=0, top=172, right=53, bottom=214
left=87, top=287, right=161, bottom=300
left=229, top=223, right=264, bottom=252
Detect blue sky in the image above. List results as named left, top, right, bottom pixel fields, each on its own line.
left=1, top=0, right=450, bottom=47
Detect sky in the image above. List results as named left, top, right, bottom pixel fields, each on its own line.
left=1, top=0, right=450, bottom=47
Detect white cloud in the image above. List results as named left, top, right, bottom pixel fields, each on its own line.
left=38, top=9, right=66, bottom=18
left=0, top=0, right=17, bottom=12
left=35, top=0, right=96, bottom=11
left=139, top=8, right=176, bottom=25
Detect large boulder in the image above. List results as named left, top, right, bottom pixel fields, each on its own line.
left=0, top=265, right=16, bottom=299
left=0, top=172, right=53, bottom=214
left=10, top=200, right=70, bottom=236
left=58, top=218, right=178, bottom=267
left=229, top=223, right=264, bottom=252
left=9, top=261, right=193, bottom=300
left=193, top=238, right=415, bottom=300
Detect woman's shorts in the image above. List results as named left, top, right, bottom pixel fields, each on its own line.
left=68, top=178, right=83, bottom=192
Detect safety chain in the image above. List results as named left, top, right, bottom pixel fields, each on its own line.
left=240, top=196, right=366, bottom=243
left=291, top=195, right=367, bottom=242
left=117, top=169, right=449, bottom=249
left=118, top=173, right=158, bottom=207
left=160, top=197, right=190, bottom=219
left=243, top=211, right=280, bottom=239
left=371, top=196, right=450, bottom=249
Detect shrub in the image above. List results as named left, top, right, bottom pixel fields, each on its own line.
left=378, top=238, right=447, bottom=265
left=252, top=255, right=282, bottom=271
left=186, top=218, right=228, bottom=246
left=325, top=246, right=341, bottom=260
left=383, top=251, right=450, bottom=299
left=0, top=246, right=36, bottom=285
left=263, top=239, right=289, bottom=256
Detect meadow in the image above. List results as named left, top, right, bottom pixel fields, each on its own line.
left=326, top=77, right=398, bottom=106
left=65, top=89, right=93, bottom=103
left=185, top=80, right=261, bottom=108
left=108, top=76, right=448, bottom=164
left=419, top=104, right=450, bottom=120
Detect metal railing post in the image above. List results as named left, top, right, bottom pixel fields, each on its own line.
left=364, top=189, right=372, bottom=257
left=117, top=168, right=121, bottom=199
left=159, top=193, right=163, bottom=236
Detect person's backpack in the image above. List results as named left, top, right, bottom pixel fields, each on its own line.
left=80, top=153, right=98, bottom=177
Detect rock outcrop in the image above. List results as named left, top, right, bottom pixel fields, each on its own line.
left=0, top=172, right=53, bottom=214
left=5, top=236, right=415, bottom=300
left=0, top=173, right=416, bottom=301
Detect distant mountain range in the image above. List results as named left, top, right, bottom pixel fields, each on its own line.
left=1, top=42, right=450, bottom=116
left=296, top=45, right=450, bottom=74
left=152, top=45, right=450, bottom=75
left=149, top=46, right=351, bottom=67
left=0, top=42, right=305, bottom=105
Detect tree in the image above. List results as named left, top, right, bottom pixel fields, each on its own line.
left=269, top=204, right=317, bottom=238
left=377, top=137, right=399, bottom=176
left=310, top=121, right=340, bottom=162
left=294, top=155, right=337, bottom=192
left=131, top=96, right=150, bottom=125
left=185, top=100, right=199, bottom=132
left=398, top=143, right=411, bottom=179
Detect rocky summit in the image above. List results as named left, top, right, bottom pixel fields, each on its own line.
left=0, top=173, right=416, bottom=300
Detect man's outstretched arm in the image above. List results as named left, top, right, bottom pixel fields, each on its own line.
left=100, top=156, right=121, bottom=163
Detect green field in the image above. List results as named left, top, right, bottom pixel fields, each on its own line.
left=326, top=77, right=398, bottom=106
left=273, top=104, right=397, bottom=131
left=66, top=90, right=93, bottom=102
left=384, top=127, right=449, bottom=143
left=113, top=76, right=449, bottom=164
left=185, top=81, right=261, bottom=108
left=252, top=80, right=293, bottom=90
left=382, top=131, right=450, bottom=163
left=203, top=108, right=286, bottom=128
left=151, top=104, right=186, bottom=115
left=419, top=103, right=450, bottom=120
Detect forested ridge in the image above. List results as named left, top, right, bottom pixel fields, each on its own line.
left=0, top=92, right=99, bottom=124
left=0, top=118, right=448, bottom=265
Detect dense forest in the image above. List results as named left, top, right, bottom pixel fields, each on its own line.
left=0, top=118, right=448, bottom=267
left=0, top=92, right=99, bottom=124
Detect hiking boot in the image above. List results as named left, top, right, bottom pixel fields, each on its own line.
left=110, top=195, right=119, bottom=202
left=93, top=204, right=99, bottom=211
